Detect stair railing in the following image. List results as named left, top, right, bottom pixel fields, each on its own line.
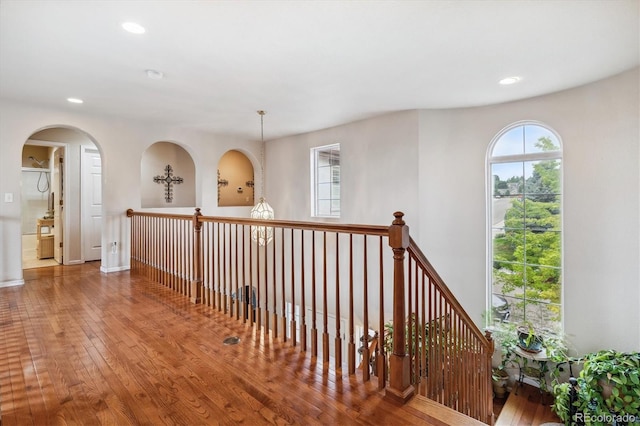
left=126, top=208, right=493, bottom=423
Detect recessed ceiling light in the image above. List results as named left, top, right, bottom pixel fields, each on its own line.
left=67, top=98, right=84, bottom=104
left=499, top=76, right=521, bottom=85
left=122, top=22, right=145, bottom=34
left=145, top=69, right=164, bottom=80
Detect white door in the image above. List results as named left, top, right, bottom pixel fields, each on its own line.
left=82, top=147, right=102, bottom=261
left=53, top=148, right=64, bottom=264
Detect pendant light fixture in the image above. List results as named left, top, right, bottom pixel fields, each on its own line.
left=250, top=110, right=274, bottom=245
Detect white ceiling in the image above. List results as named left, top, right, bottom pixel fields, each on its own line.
left=1, top=0, right=638, bottom=141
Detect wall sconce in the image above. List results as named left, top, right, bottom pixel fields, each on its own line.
left=218, top=178, right=229, bottom=187
left=246, top=180, right=254, bottom=188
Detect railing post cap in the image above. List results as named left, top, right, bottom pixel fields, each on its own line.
left=392, top=211, right=405, bottom=225
left=389, top=212, right=409, bottom=249
left=126, top=208, right=134, bottom=217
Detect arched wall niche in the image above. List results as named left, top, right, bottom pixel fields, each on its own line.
left=141, top=141, right=196, bottom=208
left=217, top=149, right=255, bottom=207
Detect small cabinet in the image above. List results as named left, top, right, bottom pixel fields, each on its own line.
left=36, top=218, right=54, bottom=259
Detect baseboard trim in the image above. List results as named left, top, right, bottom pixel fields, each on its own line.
left=100, top=265, right=130, bottom=273
left=0, top=279, right=25, bottom=288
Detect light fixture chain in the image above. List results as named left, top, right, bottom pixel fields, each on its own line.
left=258, top=110, right=266, bottom=198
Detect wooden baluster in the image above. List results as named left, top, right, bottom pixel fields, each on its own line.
left=322, top=231, right=329, bottom=363
left=271, top=226, right=277, bottom=337
left=264, top=226, right=270, bottom=333
left=348, top=234, right=355, bottom=375
left=233, top=224, right=239, bottom=319
left=484, top=329, right=494, bottom=424
left=299, top=230, right=306, bottom=351
left=280, top=227, right=286, bottom=341
left=290, top=229, right=296, bottom=347
left=255, top=228, right=266, bottom=330
left=311, top=231, right=318, bottom=357
left=205, top=222, right=209, bottom=305
left=377, top=235, right=386, bottom=390
left=406, top=256, right=416, bottom=390
left=182, top=218, right=187, bottom=293
left=362, top=235, right=369, bottom=382
left=241, top=224, right=247, bottom=323
left=386, top=212, right=414, bottom=404
left=170, top=218, right=175, bottom=290
left=334, top=232, right=341, bottom=370
left=249, top=224, right=254, bottom=324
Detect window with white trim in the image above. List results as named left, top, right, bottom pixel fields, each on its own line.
left=488, top=123, right=563, bottom=331
left=311, top=144, right=340, bottom=218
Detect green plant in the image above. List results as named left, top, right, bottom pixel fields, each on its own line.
left=551, top=381, right=573, bottom=423
left=383, top=314, right=425, bottom=381
left=576, top=350, right=640, bottom=422
left=489, top=321, right=570, bottom=394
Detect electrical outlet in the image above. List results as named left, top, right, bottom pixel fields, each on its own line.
left=4, top=192, right=13, bottom=203
left=111, top=242, right=118, bottom=254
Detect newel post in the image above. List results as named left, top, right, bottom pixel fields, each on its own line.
left=385, top=211, right=415, bottom=404
left=190, top=208, right=203, bottom=304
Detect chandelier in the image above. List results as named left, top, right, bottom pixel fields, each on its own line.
left=250, top=110, right=274, bottom=245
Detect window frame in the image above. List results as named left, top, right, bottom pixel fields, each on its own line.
left=310, top=143, right=341, bottom=218
left=486, top=121, right=564, bottom=330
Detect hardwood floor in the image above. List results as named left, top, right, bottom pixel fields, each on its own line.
left=494, top=384, right=562, bottom=426
left=1, top=263, right=486, bottom=425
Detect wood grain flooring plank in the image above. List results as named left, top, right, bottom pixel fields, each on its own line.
left=3, top=263, right=517, bottom=425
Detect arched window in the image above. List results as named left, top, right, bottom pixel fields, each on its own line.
left=487, top=122, right=563, bottom=331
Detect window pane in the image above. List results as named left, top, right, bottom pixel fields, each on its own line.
left=493, top=265, right=524, bottom=306
left=524, top=159, right=561, bottom=202
left=312, top=143, right=340, bottom=217
left=492, top=126, right=524, bottom=157
left=489, top=124, right=562, bottom=330
left=317, top=166, right=330, bottom=183
left=524, top=125, right=561, bottom=154
left=331, top=199, right=340, bottom=214
left=317, top=151, right=331, bottom=167
left=317, top=182, right=331, bottom=199
left=492, top=163, right=523, bottom=197
left=524, top=300, right=561, bottom=328
left=317, top=199, right=331, bottom=216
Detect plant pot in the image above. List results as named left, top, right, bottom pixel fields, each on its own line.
left=517, top=326, right=543, bottom=353
left=493, top=369, right=509, bottom=399
left=599, top=378, right=614, bottom=399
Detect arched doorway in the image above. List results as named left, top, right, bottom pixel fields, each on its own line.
left=21, top=126, right=103, bottom=269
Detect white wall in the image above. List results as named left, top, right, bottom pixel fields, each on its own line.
left=417, top=68, right=639, bottom=354
left=0, top=102, right=260, bottom=282
left=267, top=109, right=420, bottom=227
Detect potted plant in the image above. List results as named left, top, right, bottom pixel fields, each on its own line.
left=577, top=350, right=640, bottom=423
left=517, top=322, right=544, bottom=353
left=490, top=320, right=570, bottom=396
left=552, top=350, right=640, bottom=425
left=487, top=321, right=519, bottom=398
left=492, top=367, right=510, bottom=398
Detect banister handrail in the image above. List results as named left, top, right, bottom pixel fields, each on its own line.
left=127, top=208, right=389, bottom=236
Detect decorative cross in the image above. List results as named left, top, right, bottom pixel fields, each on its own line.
left=153, top=164, right=183, bottom=203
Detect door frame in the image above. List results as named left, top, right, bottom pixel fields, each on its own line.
left=23, top=139, right=68, bottom=265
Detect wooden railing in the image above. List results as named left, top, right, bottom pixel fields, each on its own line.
left=126, top=208, right=494, bottom=424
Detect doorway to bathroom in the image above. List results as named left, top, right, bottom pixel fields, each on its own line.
left=21, top=127, right=102, bottom=269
